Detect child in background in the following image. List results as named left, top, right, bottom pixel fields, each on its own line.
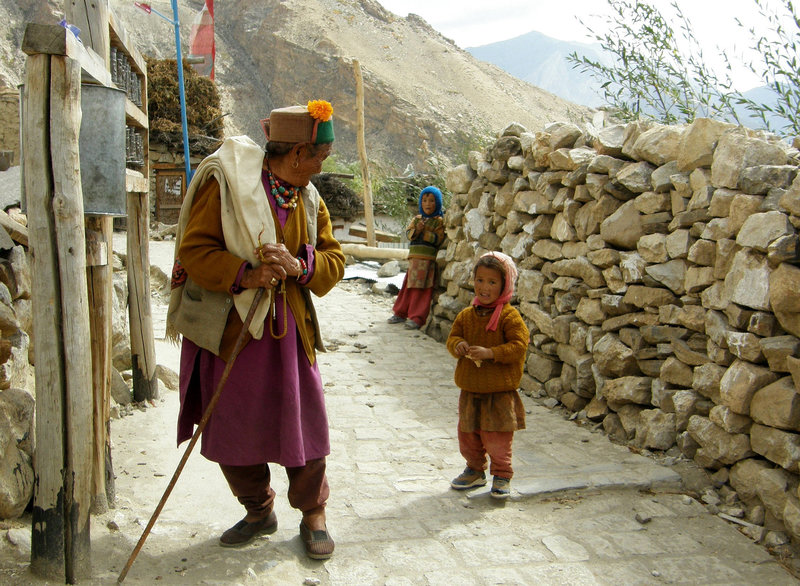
left=388, top=186, right=445, bottom=329
left=446, top=251, right=529, bottom=499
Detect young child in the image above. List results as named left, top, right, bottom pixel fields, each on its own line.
left=446, top=251, right=529, bottom=499
left=388, top=186, right=445, bottom=329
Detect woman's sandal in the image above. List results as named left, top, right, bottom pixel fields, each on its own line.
left=299, top=520, right=335, bottom=560
left=219, top=511, right=278, bottom=547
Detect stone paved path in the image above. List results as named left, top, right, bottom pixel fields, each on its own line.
left=113, top=280, right=796, bottom=585
left=1, top=251, right=797, bottom=584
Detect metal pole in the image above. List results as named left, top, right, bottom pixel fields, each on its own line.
left=171, top=0, right=193, bottom=184
left=134, top=2, right=194, bottom=184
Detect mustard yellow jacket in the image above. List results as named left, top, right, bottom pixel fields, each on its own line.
left=179, top=176, right=345, bottom=363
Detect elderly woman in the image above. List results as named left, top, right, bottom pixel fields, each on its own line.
left=166, top=101, right=344, bottom=560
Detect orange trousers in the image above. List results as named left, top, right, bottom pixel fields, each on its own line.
left=458, top=429, right=514, bottom=479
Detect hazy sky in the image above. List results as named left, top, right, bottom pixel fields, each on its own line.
left=379, top=0, right=791, bottom=91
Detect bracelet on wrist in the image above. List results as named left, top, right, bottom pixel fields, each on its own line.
left=297, top=256, right=308, bottom=277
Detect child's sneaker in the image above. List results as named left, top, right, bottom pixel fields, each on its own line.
left=450, top=467, right=487, bottom=490
left=490, top=476, right=511, bottom=499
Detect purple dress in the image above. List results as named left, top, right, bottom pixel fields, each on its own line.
left=177, top=178, right=329, bottom=468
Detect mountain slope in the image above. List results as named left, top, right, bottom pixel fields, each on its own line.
left=467, top=30, right=608, bottom=108
left=3, top=0, right=593, bottom=171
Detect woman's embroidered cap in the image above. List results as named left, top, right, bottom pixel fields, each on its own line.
left=261, top=100, right=335, bottom=145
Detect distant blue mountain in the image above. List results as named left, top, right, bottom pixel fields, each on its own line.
left=468, top=30, right=784, bottom=134
left=736, top=85, right=786, bottom=133
left=467, top=30, right=609, bottom=107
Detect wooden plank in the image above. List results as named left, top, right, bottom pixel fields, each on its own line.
left=348, top=224, right=401, bottom=242
left=108, top=9, right=147, bottom=75
left=127, top=192, right=158, bottom=402
left=125, top=168, right=148, bottom=193
left=22, top=23, right=73, bottom=56
left=0, top=209, right=29, bottom=247
left=125, top=99, right=148, bottom=129
left=21, top=23, right=110, bottom=87
left=26, top=54, right=67, bottom=581
left=49, top=56, right=93, bottom=582
left=66, top=0, right=109, bottom=66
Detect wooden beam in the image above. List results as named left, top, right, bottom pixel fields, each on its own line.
left=26, top=52, right=67, bottom=582
left=108, top=9, right=147, bottom=75
left=66, top=0, right=110, bottom=67
left=125, top=99, right=148, bottom=128
left=85, top=218, right=113, bottom=516
left=67, top=0, right=117, bottom=518
left=49, top=54, right=93, bottom=583
left=341, top=243, right=408, bottom=261
left=0, top=209, right=29, bottom=247
left=22, top=23, right=110, bottom=87
left=127, top=192, right=158, bottom=402
left=125, top=169, right=148, bottom=194
left=348, top=224, right=400, bottom=243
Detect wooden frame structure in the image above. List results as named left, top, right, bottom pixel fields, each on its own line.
left=153, top=164, right=187, bottom=225
left=20, top=1, right=155, bottom=579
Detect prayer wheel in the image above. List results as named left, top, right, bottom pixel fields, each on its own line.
left=79, top=83, right=126, bottom=216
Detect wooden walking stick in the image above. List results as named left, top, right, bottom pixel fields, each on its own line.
left=117, top=287, right=266, bottom=583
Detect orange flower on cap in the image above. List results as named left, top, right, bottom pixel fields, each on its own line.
left=307, top=100, right=333, bottom=122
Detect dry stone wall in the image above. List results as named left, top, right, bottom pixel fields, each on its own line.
left=0, top=242, right=35, bottom=519
left=433, top=117, right=800, bottom=542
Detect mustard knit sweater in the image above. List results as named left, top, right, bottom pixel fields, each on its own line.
left=446, top=304, right=529, bottom=393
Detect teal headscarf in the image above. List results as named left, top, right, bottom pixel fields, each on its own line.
left=419, top=186, right=443, bottom=218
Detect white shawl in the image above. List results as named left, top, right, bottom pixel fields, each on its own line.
left=172, top=135, right=275, bottom=339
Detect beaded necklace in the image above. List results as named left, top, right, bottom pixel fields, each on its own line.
left=267, top=169, right=301, bottom=209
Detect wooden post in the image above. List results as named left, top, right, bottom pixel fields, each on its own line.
left=24, top=52, right=65, bottom=582
left=85, top=220, right=114, bottom=513
left=25, top=52, right=93, bottom=582
left=127, top=191, right=158, bottom=402
left=352, top=60, right=376, bottom=247
left=66, top=0, right=115, bottom=514
left=65, top=0, right=110, bottom=64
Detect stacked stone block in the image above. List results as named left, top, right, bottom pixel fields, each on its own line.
left=0, top=244, right=34, bottom=519
left=0, top=89, right=20, bottom=167
left=432, top=117, right=800, bottom=541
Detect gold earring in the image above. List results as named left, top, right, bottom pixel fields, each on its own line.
left=292, top=159, right=299, bottom=169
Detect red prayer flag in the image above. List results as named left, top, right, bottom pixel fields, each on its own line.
left=188, top=0, right=215, bottom=79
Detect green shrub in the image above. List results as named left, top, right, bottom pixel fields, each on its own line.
left=322, top=156, right=449, bottom=232
left=568, top=0, right=800, bottom=137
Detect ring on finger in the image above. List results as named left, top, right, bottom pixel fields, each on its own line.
left=270, top=277, right=278, bottom=286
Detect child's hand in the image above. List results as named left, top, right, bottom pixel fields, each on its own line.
left=455, top=341, right=469, bottom=356
left=467, top=346, right=493, bottom=362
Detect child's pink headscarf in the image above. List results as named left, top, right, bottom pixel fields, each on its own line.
left=471, top=251, right=518, bottom=332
